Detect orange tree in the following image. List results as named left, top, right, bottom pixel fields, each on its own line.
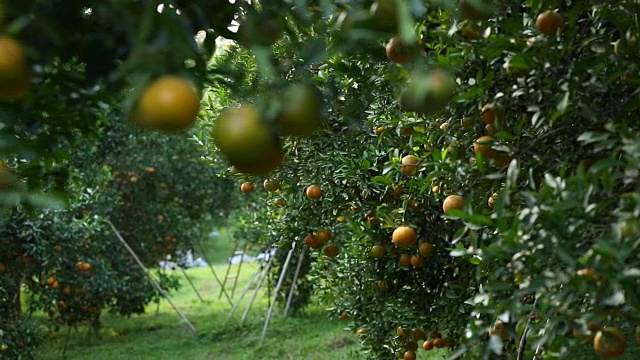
left=199, top=0, right=640, bottom=359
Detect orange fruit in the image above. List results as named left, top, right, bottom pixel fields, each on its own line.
left=337, top=216, right=347, bottom=223
left=375, top=126, right=386, bottom=136
left=339, top=312, right=349, bottom=320
left=369, top=0, right=398, bottom=32
left=315, top=230, right=332, bottom=244
left=487, top=193, right=497, bottom=209
left=403, top=350, right=416, bottom=360
left=274, top=198, right=285, bottom=207
left=401, top=155, right=419, bottom=176
left=593, top=328, right=626, bottom=358
left=422, top=340, right=434, bottom=350
left=413, top=328, right=425, bottom=340
left=587, top=321, right=600, bottom=333
left=431, top=185, right=440, bottom=194
left=389, top=184, right=403, bottom=198
left=398, top=253, right=412, bottom=267
left=46, top=277, right=55, bottom=286
left=263, top=180, right=280, bottom=192
left=304, top=234, right=322, bottom=249
left=399, top=126, right=415, bottom=136
left=81, top=263, right=91, bottom=271
left=443, top=195, right=465, bottom=214
left=63, top=287, right=71, bottom=295
left=396, top=327, right=407, bottom=336
left=489, top=320, right=505, bottom=336
left=410, top=254, right=424, bottom=268
left=133, top=75, right=200, bottom=131
left=214, top=106, right=283, bottom=176
left=357, top=328, right=368, bottom=338
left=536, top=10, right=563, bottom=36
left=400, top=70, right=456, bottom=114
left=377, top=280, right=388, bottom=291
left=407, top=341, right=418, bottom=352
left=240, top=182, right=255, bottom=193
left=324, top=244, right=340, bottom=258
left=481, top=103, right=504, bottom=125
left=0, top=36, right=32, bottom=101
left=51, top=281, right=59, bottom=289
left=392, top=226, right=417, bottom=247
left=371, top=245, right=386, bottom=259
left=473, top=136, right=497, bottom=160
left=306, top=184, right=322, bottom=199
left=419, top=242, right=435, bottom=256
left=433, top=338, right=445, bottom=348
left=386, top=37, right=412, bottom=64
left=278, top=84, right=323, bottom=137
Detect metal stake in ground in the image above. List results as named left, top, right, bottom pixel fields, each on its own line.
left=224, top=260, right=264, bottom=324
left=259, top=242, right=296, bottom=347
left=284, top=248, right=306, bottom=318
left=107, top=220, right=196, bottom=333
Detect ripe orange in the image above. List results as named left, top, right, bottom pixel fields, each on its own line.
left=473, top=136, right=497, bottom=160
left=304, top=234, right=321, bottom=249
left=306, top=184, right=322, bottom=199
left=443, top=195, right=465, bottom=214
left=81, top=263, right=91, bottom=271
left=375, top=126, right=386, bottom=136
left=481, top=103, right=504, bottom=125
left=413, top=328, right=425, bottom=340
left=390, top=184, right=403, bottom=198
left=433, top=338, right=445, bottom=348
left=422, top=340, right=434, bottom=350
left=324, top=244, right=340, bottom=258
left=410, top=254, right=424, bottom=268
left=263, top=179, right=280, bottom=192
left=240, top=182, right=255, bottom=193
left=46, top=277, right=55, bottom=286
left=407, top=341, right=418, bottom=352
left=487, top=193, right=497, bottom=209
left=431, top=185, right=440, bottom=194
left=63, top=287, right=71, bottom=295
left=0, top=36, right=32, bottom=101
left=536, top=10, right=563, bottom=36
left=371, top=245, right=386, bottom=259
left=399, top=126, right=415, bottom=136
left=392, top=226, right=417, bottom=247
left=377, top=280, right=388, bottom=291
left=419, top=242, right=435, bottom=256
left=401, top=155, right=419, bottom=176
left=133, top=75, right=200, bottom=131
left=315, top=230, right=332, bottom=244
left=396, top=327, right=407, bottom=336
left=214, top=106, right=283, bottom=175
left=145, top=167, right=156, bottom=174
left=51, top=281, right=59, bottom=289
left=278, top=84, right=323, bottom=137
left=386, top=37, right=411, bottom=64
left=403, top=350, right=416, bottom=360
left=398, top=253, right=412, bottom=267
left=339, top=312, right=349, bottom=320
left=587, top=321, right=600, bottom=333
left=594, top=328, right=626, bottom=357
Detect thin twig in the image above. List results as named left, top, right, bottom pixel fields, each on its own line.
left=517, top=296, right=539, bottom=360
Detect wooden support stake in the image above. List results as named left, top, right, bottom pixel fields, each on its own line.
left=107, top=220, right=196, bottom=332
left=181, top=267, right=205, bottom=303
left=224, top=262, right=263, bottom=324
left=284, top=248, right=306, bottom=318
left=259, top=242, right=295, bottom=347
left=194, top=240, right=234, bottom=307
left=240, top=255, right=274, bottom=326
